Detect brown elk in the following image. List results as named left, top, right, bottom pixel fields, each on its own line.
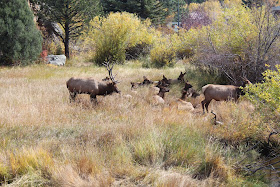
left=149, top=86, right=170, bottom=105
left=201, top=80, right=251, bottom=113
left=66, top=62, right=120, bottom=103
left=161, top=72, right=186, bottom=85
left=181, top=82, right=200, bottom=100
left=157, top=85, right=170, bottom=99
left=131, top=76, right=154, bottom=89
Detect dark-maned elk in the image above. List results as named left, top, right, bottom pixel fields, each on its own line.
left=157, top=85, right=170, bottom=99
left=66, top=62, right=120, bottom=103
left=181, top=82, right=200, bottom=100
left=201, top=79, right=251, bottom=113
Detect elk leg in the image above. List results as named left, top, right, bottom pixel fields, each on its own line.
left=69, top=92, right=77, bottom=102
left=90, top=94, right=97, bottom=103
left=201, top=99, right=207, bottom=113
left=205, top=101, right=211, bottom=113
left=202, top=99, right=211, bottom=113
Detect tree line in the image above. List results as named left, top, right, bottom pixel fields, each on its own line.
left=1, top=0, right=279, bottom=66
left=0, top=0, right=208, bottom=64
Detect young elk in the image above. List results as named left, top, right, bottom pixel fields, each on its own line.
left=201, top=79, right=251, bottom=113
left=160, top=72, right=186, bottom=86
left=66, top=62, right=120, bottom=103
left=181, top=82, right=200, bottom=100
left=131, top=76, right=154, bottom=89
left=149, top=86, right=170, bottom=105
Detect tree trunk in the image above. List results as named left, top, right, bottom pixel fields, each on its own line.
left=64, top=22, right=70, bottom=59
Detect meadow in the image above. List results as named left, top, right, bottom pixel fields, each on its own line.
left=0, top=62, right=272, bottom=186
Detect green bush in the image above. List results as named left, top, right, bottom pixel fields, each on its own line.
left=184, top=64, right=228, bottom=90
left=0, top=0, right=42, bottom=65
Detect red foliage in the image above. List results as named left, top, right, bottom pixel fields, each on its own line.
left=40, top=50, right=48, bottom=60
left=181, top=8, right=211, bottom=30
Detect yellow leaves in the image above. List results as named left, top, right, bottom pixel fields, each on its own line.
left=224, top=0, right=243, bottom=7
left=83, top=12, right=156, bottom=64
left=150, top=38, right=176, bottom=67
left=88, top=12, right=153, bottom=47
left=246, top=65, right=280, bottom=117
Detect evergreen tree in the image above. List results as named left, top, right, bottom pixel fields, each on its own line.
left=0, top=0, right=43, bottom=65
left=31, top=0, right=101, bottom=59
left=242, top=0, right=263, bottom=8
left=101, top=0, right=167, bottom=24
left=159, top=0, right=206, bottom=22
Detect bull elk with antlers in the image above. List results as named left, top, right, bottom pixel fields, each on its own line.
left=66, top=62, right=120, bottom=103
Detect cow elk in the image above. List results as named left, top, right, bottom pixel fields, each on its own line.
left=160, top=72, right=186, bottom=86
left=181, top=82, right=200, bottom=100
left=149, top=86, right=170, bottom=105
left=201, top=79, right=251, bottom=113
left=66, top=62, right=120, bottom=103
left=131, top=76, right=154, bottom=89
left=169, top=99, right=195, bottom=111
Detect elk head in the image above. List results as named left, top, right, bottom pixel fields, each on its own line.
left=102, top=76, right=110, bottom=81
left=142, top=76, right=153, bottom=85
left=102, top=62, right=120, bottom=93
left=157, top=85, right=170, bottom=99
left=178, top=72, right=186, bottom=82
left=162, top=75, right=171, bottom=84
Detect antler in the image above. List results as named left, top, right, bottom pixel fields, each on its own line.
left=102, top=62, right=119, bottom=83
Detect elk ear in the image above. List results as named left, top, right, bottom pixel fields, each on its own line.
left=163, top=75, right=166, bottom=79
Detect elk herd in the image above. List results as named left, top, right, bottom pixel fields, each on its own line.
left=66, top=62, right=251, bottom=114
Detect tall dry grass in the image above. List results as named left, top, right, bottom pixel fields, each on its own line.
left=0, top=63, right=268, bottom=186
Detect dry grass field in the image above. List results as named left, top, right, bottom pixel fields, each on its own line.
left=0, top=63, right=269, bottom=186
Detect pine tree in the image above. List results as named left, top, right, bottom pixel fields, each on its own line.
left=31, top=0, right=101, bottom=59
left=0, top=0, right=43, bottom=65
left=242, top=0, right=264, bottom=8
left=101, top=0, right=167, bottom=24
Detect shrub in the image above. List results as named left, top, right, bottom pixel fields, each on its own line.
left=170, top=31, right=195, bottom=60
left=184, top=64, right=227, bottom=90
left=0, top=0, right=42, bottom=65
left=125, top=43, right=150, bottom=60
left=178, top=2, right=280, bottom=84
left=86, top=12, right=154, bottom=65
left=245, top=65, right=280, bottom=124
left=150, top=37, right=176, bottom=68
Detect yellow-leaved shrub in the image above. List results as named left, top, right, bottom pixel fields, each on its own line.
left=150, top=37, right=176, bottom=67
left=85, top=12, right=154, bottom=65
